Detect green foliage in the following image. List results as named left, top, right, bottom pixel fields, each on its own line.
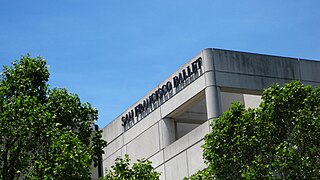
left=187, top=81, right=320, bottom=179
left=104, top=154, right=161, bottom=180
left=0, top=55, right=107, bottom=179
left=29, top=126, right=93, bottom=179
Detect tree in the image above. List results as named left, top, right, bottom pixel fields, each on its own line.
left=104, top=154, right=161, bottom=180
left=187, top=81, right=320, bottom=179
left=0, top=55, right=107, bottom=179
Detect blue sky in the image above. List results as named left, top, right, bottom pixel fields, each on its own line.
left=1, top=0, right=320, bottom=128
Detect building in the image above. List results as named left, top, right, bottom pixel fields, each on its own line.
left=101, top=48, right=320, bottom=180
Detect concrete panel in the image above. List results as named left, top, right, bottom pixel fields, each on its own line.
left=205, top=85, right=222, bottom=120
left=155, top=165, right=165, bottom=180
left=165, top=151, right=188, bottom=180
left=176, top=122, right=200, bottom=139
left=159, top=119, right=176, bottom=149
left=126, top=123, right=160, bottom=161
left=187, top=140, right=207, bottom=176
left=176, top=98, right=207, bottom=122
left=243, top=94, right=261, bottom=109
left=221, top=92, right=244, bottom=112
left=102, top=116, right=123, bottom=143
left=121, top=144, right=127, bottom=155
left=103, top=134, right=123, bottom=160
left=211, top=49, right=301, bottom=80
left=300, top=59, right=320, bottom=82
left=164, top=121, right=209, bottom=161
left=201, top=48, right=215, bottom=72
left=91, top=164, right=99, bottom=180
left=161, top=75, right=206, bottom=118
left=204, top=71, right=217, bottom=87
left=124, top=108, right=161, bottom=144
left=215, top=71, right=295, bottom=91
left=149, top=150, right=164, bottom=169
left=103, top=148, right=122, bottom=174
left=300, top=80, right=320, bottom=87
left=177, top=112, right=207, bottom=123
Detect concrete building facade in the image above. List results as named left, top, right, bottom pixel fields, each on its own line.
left=101, top=48, right=320, bottom=180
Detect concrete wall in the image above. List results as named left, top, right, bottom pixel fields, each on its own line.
left=209, top=48, right=320, bottom=90
left=101, top=48, right=320, bottom=179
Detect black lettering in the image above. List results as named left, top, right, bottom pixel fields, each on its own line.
left=143, top=100, right=148, bottom=110
left=135, top=106, right=140, bottom=117
left=192, top=61, right=198, bottom=73
left=125, top=114, right=129, bottom=123
left=197, top=57, right=202, bottom=68
left=173, top=76, right=179, bottom=88
left=138, top=104, right=143, bottom=113
left=121, top=116, right=127, bottom=126
left=162, top=84, right=168, bottom=95
left=148, top=97, right=151, bottom=107
left=187, top=66, right=193, bottom=76
left=155, top=90, right=159, bottom=100
left=128, top=110, right=134, bottom=120
left=178, top=73, right=184, bottom=83
left=158, top=88, right=164, bottom=98
left=182, top=69, right=188, bottom=80
left=152, top=93, right=157, bottom=102
left=167, top=81, right=173, bottom=92
left=149, top=95, right=153, bottom=105
left=122, top=58, right=204, bottom=128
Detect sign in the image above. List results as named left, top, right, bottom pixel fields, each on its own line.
left=122, top=57, right=203, bottom=130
